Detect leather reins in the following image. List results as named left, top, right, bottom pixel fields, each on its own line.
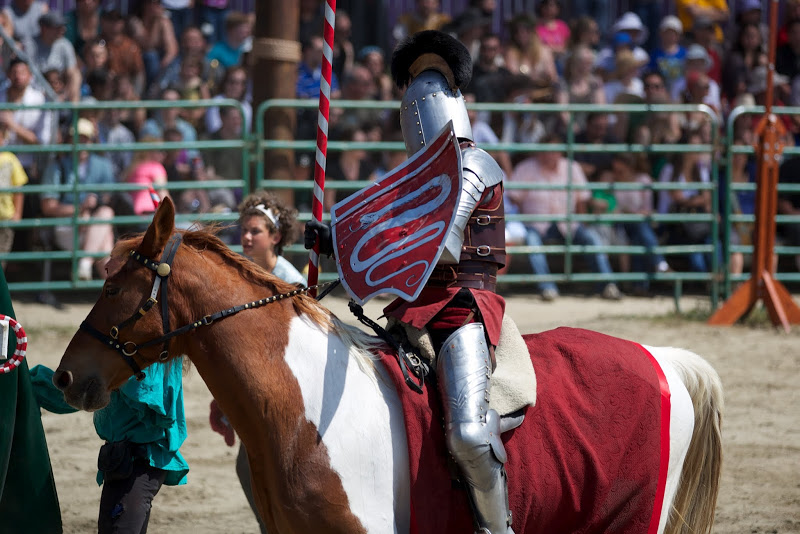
left=80, top=234, right=337, bottom=381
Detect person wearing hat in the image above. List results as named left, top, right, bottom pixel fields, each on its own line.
left=692, top=16, right=724, bottom=84
left=610, top=12, right=650, bottom=64
left=594, top=13, right=649, bottom=80
left=649, top=15, right=687, bottom=94
left=675, top=0, right=730, bottom=43
left=307, top=29, right=519, bottom=533
left=671, top=43, right=721, bottom=112
left=39, top=118, right=116, bottom=281
left=23, top=11, right=82, bottom=103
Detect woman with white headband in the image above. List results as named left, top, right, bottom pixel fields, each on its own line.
left=209, top=190, right=306, bottom=533
left=237, top=191, right=306, bottom=287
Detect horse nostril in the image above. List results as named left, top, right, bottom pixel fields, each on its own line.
left=54, top=370, right=73, bottom=390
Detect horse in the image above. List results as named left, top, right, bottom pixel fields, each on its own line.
left=52, top=197, right=723, bottom=534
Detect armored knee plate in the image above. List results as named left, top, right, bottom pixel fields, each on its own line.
left=437, top=323, right=512, bottom=534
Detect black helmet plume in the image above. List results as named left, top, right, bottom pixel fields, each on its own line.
left=390, top=30, right=473, bottom=90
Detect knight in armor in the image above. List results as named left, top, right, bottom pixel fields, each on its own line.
left=305, top=30, right=513, bottom=534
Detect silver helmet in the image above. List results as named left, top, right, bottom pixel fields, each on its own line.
left=391, top=30, right=474, bottom=157
left=399, top=70, right=473, bottom=156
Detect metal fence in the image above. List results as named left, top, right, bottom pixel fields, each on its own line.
left=2, top=99, right=800, bottom=310
left=257, top=99, right=725, bottom=306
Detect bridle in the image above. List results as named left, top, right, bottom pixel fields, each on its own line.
left=80, top=234, right=337, bottom=381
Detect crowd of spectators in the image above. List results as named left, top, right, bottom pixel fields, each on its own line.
left=0, top=0, right=799, bottom=299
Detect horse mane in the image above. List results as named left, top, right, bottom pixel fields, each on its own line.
left=111, top=229, right=387, bottom=375
left=113, top=228, right=333, bottom=328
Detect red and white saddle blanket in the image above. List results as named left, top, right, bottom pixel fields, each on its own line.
left=378, top=326, right=670, bottom=534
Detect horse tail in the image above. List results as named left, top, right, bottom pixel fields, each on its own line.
left=663, top=348, right=724, bottom=534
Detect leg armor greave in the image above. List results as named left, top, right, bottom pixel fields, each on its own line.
left=437, top=323, right=512, bottom=534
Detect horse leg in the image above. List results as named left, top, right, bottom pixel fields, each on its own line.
left=648, top=346, right=724, bottom=534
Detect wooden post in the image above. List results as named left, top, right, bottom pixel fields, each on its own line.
left=708, top=0, right=800, bottom=331
left=250, top=0, right=300, bottom=205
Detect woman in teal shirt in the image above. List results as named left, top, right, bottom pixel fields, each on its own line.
left=30, top=359, right=188, bottom=533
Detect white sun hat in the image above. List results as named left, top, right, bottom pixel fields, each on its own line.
left=612, top=12, right=649, bottom=45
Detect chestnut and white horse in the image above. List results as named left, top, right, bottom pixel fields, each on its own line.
left=53, top=198, right=723, bottom=534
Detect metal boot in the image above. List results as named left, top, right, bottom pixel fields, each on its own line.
left=437, top=323, right=513, bottom=534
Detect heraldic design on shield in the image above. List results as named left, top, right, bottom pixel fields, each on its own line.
left=331, top=122, right=462, bottom=305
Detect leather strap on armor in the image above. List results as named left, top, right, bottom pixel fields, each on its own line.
left=429, top=264, right=498, bottom=291
left=461, top=182, right=506, bottom=267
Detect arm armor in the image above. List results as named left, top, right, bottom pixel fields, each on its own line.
left=440, top=147, right=505, bottom=264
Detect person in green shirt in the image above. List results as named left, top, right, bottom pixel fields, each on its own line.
left=30, top=357, right=188, bottom=534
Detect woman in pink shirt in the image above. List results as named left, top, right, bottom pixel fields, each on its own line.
left=535, top=0, right=570, bottom=62
left=126, top=136, right=170, bottom=216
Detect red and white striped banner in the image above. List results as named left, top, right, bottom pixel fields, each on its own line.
left=148, top=186, right=161, bottom=209
left=0, top=314, right=27, bottom=374
left=307, top=0, right=336, bottom=297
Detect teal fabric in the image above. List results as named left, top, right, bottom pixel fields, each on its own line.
left=31, top=360, right=189, bottom=487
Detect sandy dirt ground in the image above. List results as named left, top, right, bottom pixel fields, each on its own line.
left=10, top=291, right=800, bottom=534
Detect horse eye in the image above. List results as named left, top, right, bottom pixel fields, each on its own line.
left=105, top=286, right=121, bottom=297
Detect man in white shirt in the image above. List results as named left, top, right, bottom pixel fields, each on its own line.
left=0, top=58, right=52, bottom=179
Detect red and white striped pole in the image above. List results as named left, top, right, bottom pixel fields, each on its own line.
left=307, top=0, right=336, bottom=297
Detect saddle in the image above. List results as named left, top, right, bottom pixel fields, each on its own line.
left=388, top=313, right=537, bottom=419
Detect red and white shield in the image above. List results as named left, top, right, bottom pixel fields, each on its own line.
left=331, top=123, right=462, bottom=305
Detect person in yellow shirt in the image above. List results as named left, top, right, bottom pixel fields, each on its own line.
left=0, top=115, right=29, bottom=269
left=675, top=0, right=730, bottom=43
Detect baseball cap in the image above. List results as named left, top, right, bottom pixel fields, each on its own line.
left=76, top=118, right=95, bottom=139
left=38, top=12, right=66, bottom=28
left=685, top=44, right=712, bottom=71
left=659, top=15, right=683, bottom=34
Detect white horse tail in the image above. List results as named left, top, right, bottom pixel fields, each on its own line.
left=662, top=348, right=724, bottom=534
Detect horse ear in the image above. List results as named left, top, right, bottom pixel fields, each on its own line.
left=139, top=196, right=176, bottom=257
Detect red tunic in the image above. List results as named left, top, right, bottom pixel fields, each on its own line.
left=383, top=287, right=505, bottom=346
left=383, top=181, right=507, bottom=346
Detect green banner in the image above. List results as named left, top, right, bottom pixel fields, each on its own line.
left=0, top=270, right=62, bottom=533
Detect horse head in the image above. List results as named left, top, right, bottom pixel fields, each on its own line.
left=53, top=197, right=183, bottom=411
